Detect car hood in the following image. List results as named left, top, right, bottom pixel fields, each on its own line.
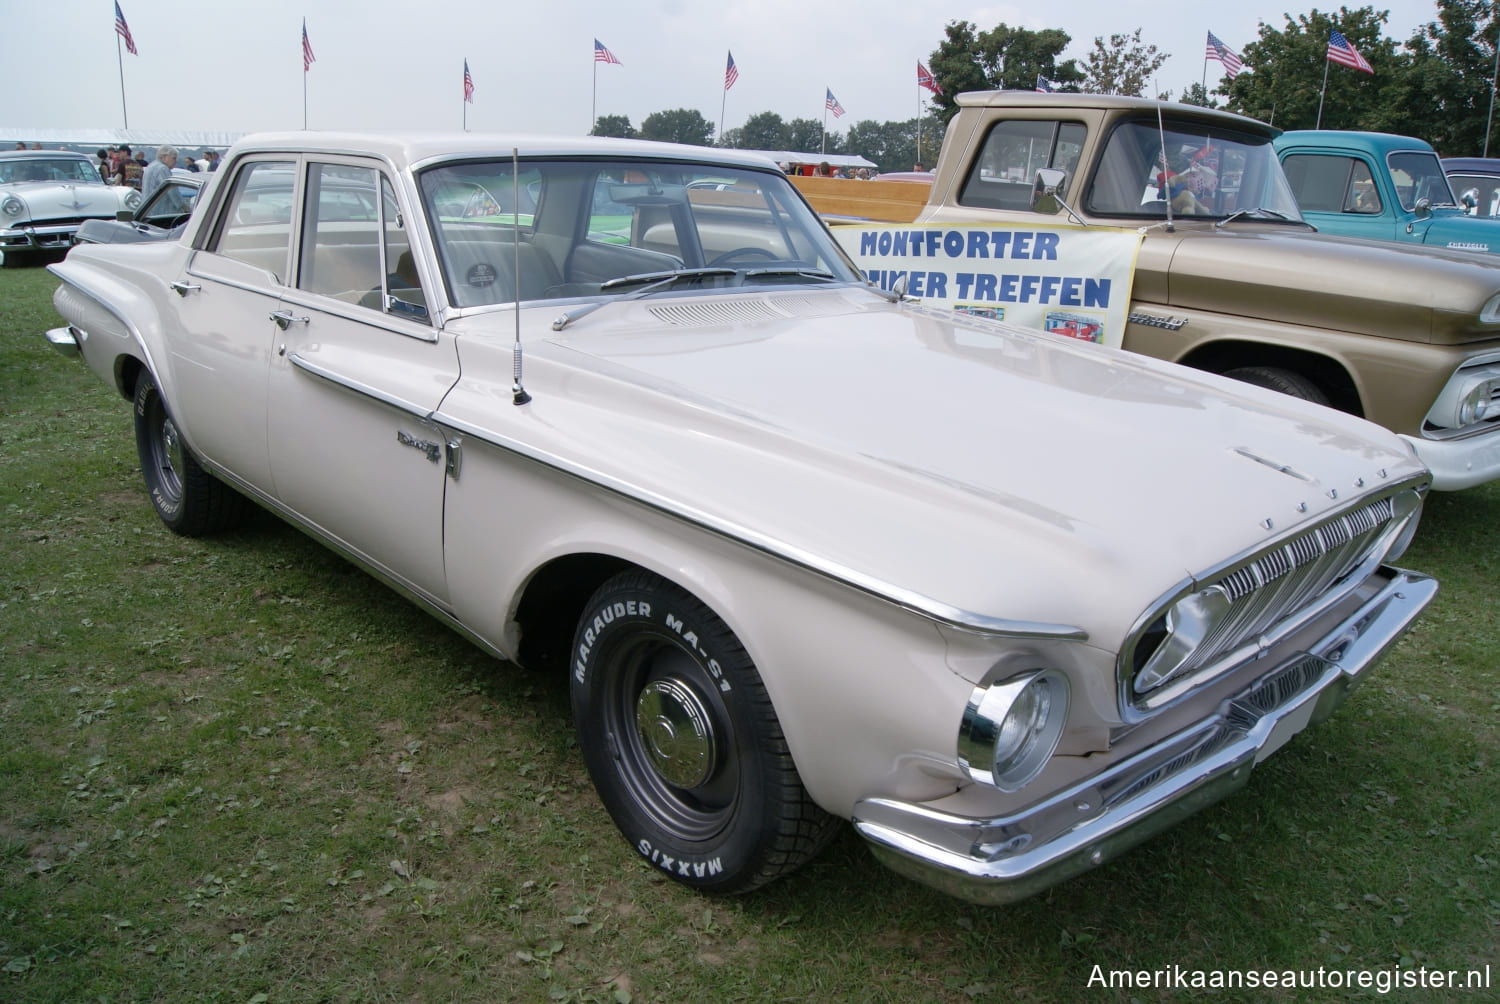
left=439, top=287, right=1424, bottom=647
left=2, top=182, right=123, bottom=221
left=1132, top=223, right=1500, bottom=345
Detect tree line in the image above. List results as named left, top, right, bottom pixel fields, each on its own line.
left=594, top=3, right=1500, bottom=169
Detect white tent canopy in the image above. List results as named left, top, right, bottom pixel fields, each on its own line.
left=741, top=150, right=877, bottom=170
left=1, top=128, right=245, bottom=151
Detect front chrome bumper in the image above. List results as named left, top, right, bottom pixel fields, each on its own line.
left=1, top=222, right=84, bottom=250
left=853, top=567, right=1437, bottom=905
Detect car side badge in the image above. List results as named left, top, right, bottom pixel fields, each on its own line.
left=511, top=146, right=531, bottom=406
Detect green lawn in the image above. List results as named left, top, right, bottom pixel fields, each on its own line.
left=1, top=262, right=1495, bottom=1002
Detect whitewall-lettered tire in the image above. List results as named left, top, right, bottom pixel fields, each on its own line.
left=570, top=569, right=839, bottom=894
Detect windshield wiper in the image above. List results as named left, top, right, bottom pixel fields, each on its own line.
left=1215, top=207, right=1300, bottom=229
left=741, top=267, right=838, bottom=282
left=598, top=267, right=736, bottom=292
left=552, top=268, right=737, bottom=330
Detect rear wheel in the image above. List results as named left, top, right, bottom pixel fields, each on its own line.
left=1222, top=365, right=1330, bottom=406
left=570, top=570, right=839, bottom=894
left=133, top=371, right=248, bottom=536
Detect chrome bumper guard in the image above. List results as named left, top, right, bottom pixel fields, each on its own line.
left=853, top=567, right=1437, bottom=905
left=2, top=222, right=83, bottom=249
left=44, top=325, right=81, bottom=358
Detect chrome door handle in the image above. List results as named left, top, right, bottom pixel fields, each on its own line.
left=269, top=310, right=310, bottom=330
left=170, top=281, right=201, bottom=296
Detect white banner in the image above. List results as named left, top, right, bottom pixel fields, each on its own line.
left=834, top=223, right=1143, bottom=349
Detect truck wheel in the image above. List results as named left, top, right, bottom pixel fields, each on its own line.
left=570, top=569, right=839, bottom=894
left=1222, top=366, right=1329, bottom=406
left=133, top=371, right=248, bottom=536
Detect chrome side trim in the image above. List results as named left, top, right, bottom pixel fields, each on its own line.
left=286, top=351, right=437, bottom=422
left=852, top=567, right=1436, bottom=905
left=429, top=409, right=1088, bottom=641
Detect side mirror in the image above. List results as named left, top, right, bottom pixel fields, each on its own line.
left=1415, top=197, right=1432, bottom=217
left=1030, top=168, right=1068, bottom=214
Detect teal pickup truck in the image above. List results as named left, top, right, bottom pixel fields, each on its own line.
left=1275, top=130, right=1500, bottom=254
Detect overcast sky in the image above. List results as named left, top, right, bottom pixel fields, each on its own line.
left=7, top=1, right=1449, bottom=142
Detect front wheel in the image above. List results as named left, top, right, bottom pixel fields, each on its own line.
left=1222, top=365, right=1329, bottom=406
left=571, top=570, right=839, bottom=894
left=133, top=371, right=248, bottom=536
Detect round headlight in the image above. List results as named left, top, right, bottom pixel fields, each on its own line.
left=2, top=196, right=23, bottom=217
left=123, top=190, right=142, bottom=210
left=959, top=670, right=1070, bottom=793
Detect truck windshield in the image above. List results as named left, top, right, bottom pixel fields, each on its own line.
left=1086, top=118, right=1303, bottom=222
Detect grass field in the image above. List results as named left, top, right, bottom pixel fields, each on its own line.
left=1, top=261, right=1496, bottom=1002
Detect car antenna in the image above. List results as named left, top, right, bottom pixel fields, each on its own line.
left=1157, top=102, right=1175, bottom=234
left=511, top=147, right=531, bottom=406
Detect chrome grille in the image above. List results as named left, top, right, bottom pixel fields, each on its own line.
left=1124, top=493, right=1404, bottom=716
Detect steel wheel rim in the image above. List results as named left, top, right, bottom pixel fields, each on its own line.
left=146, top=394, right=184, bottom=504
left=603, top=632, right=741, bottom=841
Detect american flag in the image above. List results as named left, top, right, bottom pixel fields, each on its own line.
left=1205, top=31, right=1243, bottom=79
left=302, top=20, right=316, bottom=72
left=1327, top=29, right=1373, bottom=74
left=114, top=2, right=137, bottom=56
left=464, top=59, right=474, bottom=103
left=1036, top=74, right=1054, bottom=93
left=725, top=51, right=738, bottom=91
left=917, top=62, right=941, bottom=96
left=825, top=88, right=844, bottom=118
left=594, top=39, right=621, bottom=65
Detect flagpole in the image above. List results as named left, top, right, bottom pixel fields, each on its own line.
left=916, top=83, right=921, bottom=167
left=719, top=89, right=727, bottom=147
left=822, top=103, right=828, bottom=155
left=302, top=18, right=309, bottom=130
left=1316, top=59, right=1330, bottom=129
left=591, top=58, right=597, bottom=134
left=1486, top=24, right=1500, bottom=157
left=116, top=34, right=129, bottom=129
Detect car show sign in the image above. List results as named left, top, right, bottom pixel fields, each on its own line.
left=834, top=223, right=1143, bottom=348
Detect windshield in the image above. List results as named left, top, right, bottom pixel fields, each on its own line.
left=1086, top=118, right=1302, bottom=222
left=417, top=158, right=859, bottom=308
left=0, top=157, right=103, bottom=185
left=1388, top=151, right=1456, bottom=211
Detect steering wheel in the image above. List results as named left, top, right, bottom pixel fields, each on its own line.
left=707, top=246, right=778, bottom=267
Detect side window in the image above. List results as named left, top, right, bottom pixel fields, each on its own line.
left=1281, top=154, right=1365, bottom=214
left=1450, top=174, right=1500, bottom=217
left=958, top=120, right=1087, bottom=211
left=1343, top=160, right=1381, bottom=214
left=211, top=160, right=296, bottom=281
left=382, top=176, right=426, bottom=318
left=297, top=164, right=381, bottom=303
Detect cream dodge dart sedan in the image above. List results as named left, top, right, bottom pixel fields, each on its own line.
left=45, top=132, right=1437, bottom=904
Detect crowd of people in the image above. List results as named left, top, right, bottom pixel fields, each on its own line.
left=11, top=140, right=221, bottom=198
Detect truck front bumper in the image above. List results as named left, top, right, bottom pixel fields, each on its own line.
left=1405, top=429, right=1500, bottom=491
left=852, top=567, right=1436, bottom=905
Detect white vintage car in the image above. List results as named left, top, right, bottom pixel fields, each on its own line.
left=1, top=149, right=142, bottom=264
left=45, top=132, right=1437, bottom=903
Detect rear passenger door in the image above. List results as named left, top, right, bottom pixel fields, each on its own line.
left=174, top=157, right=299, bottom=494
left=265, top=157, right=458, bottom=607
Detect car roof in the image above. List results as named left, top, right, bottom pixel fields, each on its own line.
left=0, top=149, right=93, bottom=162
left=951, top=91, right=1276, bottom=135
left=1443, top=157, right=1500, bottom=174
left=222, top=131, right=784, bottom=174
left=1276, top=131, right=1438, bottom=155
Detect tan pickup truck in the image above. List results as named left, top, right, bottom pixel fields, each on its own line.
left=797, top=92, right=1500, bottom=490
